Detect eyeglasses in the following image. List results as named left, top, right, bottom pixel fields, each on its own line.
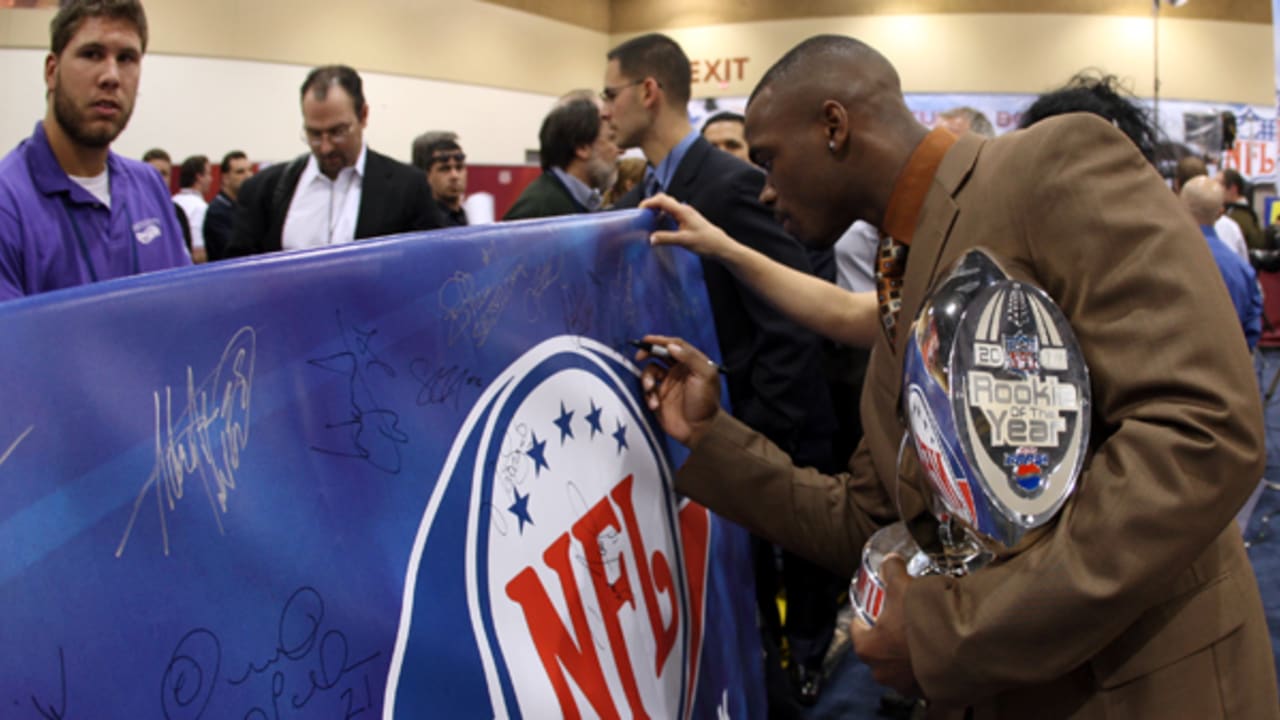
left=600, top=79, right=646, bottom=103
left=301, top=122, right=355, bottom=147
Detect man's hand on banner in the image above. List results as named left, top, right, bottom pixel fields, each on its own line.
left=641, top=193, right=739, bottom=263
left=850, top=554, right=922, bottom=698
left=636, top=334, right=721, bottom=448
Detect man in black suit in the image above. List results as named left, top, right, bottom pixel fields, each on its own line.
left=505, top=95, right=619, bottom=220
left=603, top=33, right=840, bottom=712
left=225, top=65, right=440, bottom=257
left=203, top=150, right=252, bottom=261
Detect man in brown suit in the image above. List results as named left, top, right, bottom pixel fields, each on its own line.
left=637, top=35, right=1278, bottom=718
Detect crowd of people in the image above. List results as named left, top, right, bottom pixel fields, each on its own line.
left=2, top=1, right=1277, bottom=718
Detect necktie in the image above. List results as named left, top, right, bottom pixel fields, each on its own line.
left=875, top=232, right=909, bottom=344
left=643, top=170, right=662, bottom=199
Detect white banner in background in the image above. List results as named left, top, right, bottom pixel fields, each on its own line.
left=694, top=93, right=1277, bottom=184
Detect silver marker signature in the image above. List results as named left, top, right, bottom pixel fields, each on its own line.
left=0, top=424, right=33, bottom=467
left=439, top=267, right=525, bottom=348
left=116, top=326, right=257, bottom=557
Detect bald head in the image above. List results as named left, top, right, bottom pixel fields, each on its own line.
left=753, top=35, right=901, bottom=104
left=1181, top=175, right=1225, bottom=226
left=742, top=35, right=927, bottom=242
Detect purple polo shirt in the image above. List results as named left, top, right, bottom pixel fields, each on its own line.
left=0, top=121, right=190, bottom=301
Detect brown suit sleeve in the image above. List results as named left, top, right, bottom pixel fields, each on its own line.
left=905, top=115, right=1266, bottom=703
left=675, top=409, right=896, bottom=578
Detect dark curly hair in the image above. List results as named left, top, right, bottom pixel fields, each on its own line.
left=1019, top=71, right=1160, bottom=166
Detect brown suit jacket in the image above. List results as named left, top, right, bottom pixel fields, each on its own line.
left=677, top=113, right=1278, bottom=718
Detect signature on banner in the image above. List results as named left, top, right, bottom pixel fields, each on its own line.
left=439, top=267, right=524, bottom=348
left=159, top=586, right=379, bottom=720
left=0, top=424, right=33, bottom=468
left=26, top=647, right=67, bottom=720
left=116, top=326, right=257, bottom=557
left=309, top=311, right=408, bottom=474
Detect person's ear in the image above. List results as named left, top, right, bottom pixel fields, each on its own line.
left=822, top=100, right=850, bottom=154
left=44, top=53, right=58, bottom=95
left=642, top=77, right=662, bottom=111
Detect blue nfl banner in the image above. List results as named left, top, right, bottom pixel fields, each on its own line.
left=0, top=210, right=763, bottom=719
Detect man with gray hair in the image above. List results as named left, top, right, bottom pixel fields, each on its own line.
left=937, top=105, right=994, bottom=137
left=504, top=97, right=619, bottom=220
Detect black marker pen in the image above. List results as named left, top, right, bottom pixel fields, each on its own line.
left=629, top=339, right=727, bottom=375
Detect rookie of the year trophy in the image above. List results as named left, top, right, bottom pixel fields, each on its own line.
left=851, top=250, right=1092, bottom=627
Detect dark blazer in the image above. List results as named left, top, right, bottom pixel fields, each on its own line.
left=225, top=149, right=441, bottom=257
left=677, top=115, right=1278, bottom=717
left=621, top=136, right=836, bottom=465
left=202, top=191, right=235, bottom=261
left=503, top=171, right=587, bottom=220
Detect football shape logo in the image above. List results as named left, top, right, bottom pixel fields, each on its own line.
left=385, top=336, right=711, bottom=719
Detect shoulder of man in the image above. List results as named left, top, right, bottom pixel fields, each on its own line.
left=239, top=157, right=293, bottom=195
left=112, top=154, right=183, bottom=208
left=0, top=139, right=44, bottom=241
left=245, top=154, right=309, bottom=211
left=504, top=174, right=554, bottom=219
left=675, top=140, right=787, bottom=239
left=365, top=147, right=423, bottom=182
left=366, top=147, right=442, bottom=230
left=210, top=191, right=234, bottom=210
left=947, top=113, right=1145, bottom=205
left=676, top=138, right=766, bottom=203
left=0, top=140, right=39, bottom=208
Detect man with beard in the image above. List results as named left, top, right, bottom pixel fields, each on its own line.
left=0, top=0, right=189, bottom=301
left=504, top=96, right=619, bottom=220
left=226, top=65, right=439, bottom=256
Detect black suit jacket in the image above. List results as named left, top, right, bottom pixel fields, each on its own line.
left=202, top=191, right=235, bottom=261
left=621, top=137, right=837, bottom=465
left=225, top=149, right=441, bottom=257
left=504, top=171, right=588, bottom=220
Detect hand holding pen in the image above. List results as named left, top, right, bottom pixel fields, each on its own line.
left=629, top=339, right=727, bottom=375
left=631, top=335, right=724, bottom=448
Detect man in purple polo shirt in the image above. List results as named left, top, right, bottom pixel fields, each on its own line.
left=0, top=0, right=189, bottom=302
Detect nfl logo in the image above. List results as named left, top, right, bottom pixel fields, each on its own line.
left=1004, top=334, right=1039, bottom=373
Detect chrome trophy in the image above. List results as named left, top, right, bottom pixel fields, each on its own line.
left=852, top=249, right=1091, bottom=627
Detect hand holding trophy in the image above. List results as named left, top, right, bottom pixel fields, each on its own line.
left=851, top=249, right=1092, bottom=627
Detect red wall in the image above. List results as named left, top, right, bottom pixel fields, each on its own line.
left=466, top=164, right=543, bottom=220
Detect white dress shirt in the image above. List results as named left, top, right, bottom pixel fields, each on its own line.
left=281, top=145, right=367, bottom=251
left=1214, top=214, right=1249, bottom=261
left=173, top=188, right=208, bottom=250
left=833, top=220, right=879, bottom=292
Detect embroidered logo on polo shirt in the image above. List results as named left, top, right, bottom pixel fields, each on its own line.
left=133, top=217, right=161, bottom=245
